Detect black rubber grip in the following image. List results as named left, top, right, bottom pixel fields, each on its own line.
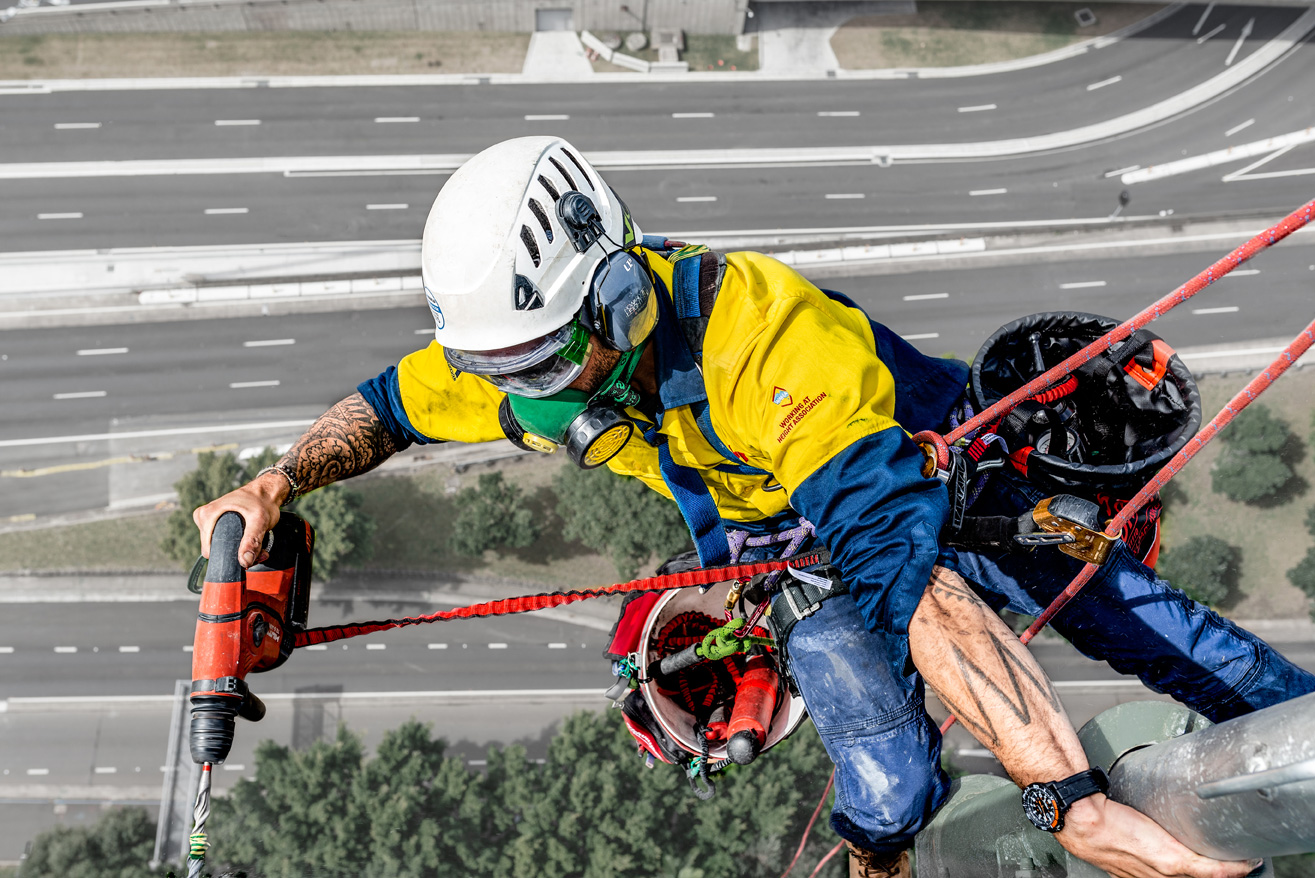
left=207, top=511, right=246, bottom=583
left=658, top=643, right=703, bottom=678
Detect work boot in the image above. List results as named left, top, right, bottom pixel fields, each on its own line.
left=847, top=842, right=910, bottom=878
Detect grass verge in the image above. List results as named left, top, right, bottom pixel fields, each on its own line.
left=589, top=34, right=756, bottom=73
left=0, top=30, right=529, bottom=80
left=831, top=2, right=1164, bottom=69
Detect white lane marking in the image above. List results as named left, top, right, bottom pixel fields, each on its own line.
left=969, top=188, right=1007, bottom=196
left=1193, top=306, right=1240, bottom=314
left=0, top=418, right=314, bottom=449
left=54, top=122, right=101, bottom=130
left=204, top=207, right=248, bottom=215
left=825, top=193, right=865, bottom=200
left=77, top=347, right=128, bottom=356
left=375, top=116, right=419, bottom=123
left=903, top=293, right=949, bottom=301
left=37, top=212, right=82, bottom=219
left=183, top=645, right=193, bottom=652
left=1104, top=165, right=1140, bottom=177
left=54, top=646, right=77, bottom=653
left=524, top=114, right=569, bottom=121
left=1123, top=127, right=1315, bottom=184
left=0, top=647, right=13, bottom=654
left=1060, top=281, right=1107, bottom=289
left=228, top=380, right=280, bottom=389
left=222, top=764, right=246, bottom=771
left=27, top=768, right=50, bottom=776
left=1225, top=118, right=1255, bottom=137
left=1229, top=269, right=1260, bottom=276
left=53, top=391, right=106, bottom=400
left=366, top=643, right=386, bottom=651
left=671, top=112, right=715, bottom=118
left=215, top=119, right=260, bottom=126
left=94, top=766, right=117, bottom=774
left=428, top=643, right=447, bottom=650
left=414, top=328, right=435, bottom=335
left=1086, top=75, right=1122, bottom=91
left=118, top=646, right=140, bottom=653
left=957, top=104, right=997, bottom=113
left=548, top=642, right=567, bottom=649
left=305, top=644, right=327, bottom=651
left=901, top=332, right=940, bottom=341
left=1226, top=18, right=1255, bottom=67
left=817, top=111, right=860, bottom=117
left=1197, top=22, right=1226, bottom=44
left=676, top=196, right=717, bottom=203
left=1192, top=2, right=1215, bottom=36
left=488, top=643, right=508, bottom=650
left=366, top=203, right=409, bottom=210
left=243, top=338, right=295, bottom=347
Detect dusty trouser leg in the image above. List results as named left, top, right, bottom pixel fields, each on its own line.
left=949, top=474, right=1315, bottom=723
left=773, top=588, right=951, bottom=857
left=847, top=842, right=910, bottom=878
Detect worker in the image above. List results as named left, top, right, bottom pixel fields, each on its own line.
left=195, top=137, right=1314, bottom=878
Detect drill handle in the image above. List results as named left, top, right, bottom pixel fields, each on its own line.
left=208, top=511, right=247, bottom=584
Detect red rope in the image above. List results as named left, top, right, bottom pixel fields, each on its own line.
left=292, top=554, right=822, bottom=648
left=778, top=770, right=835, bottom=878
left=940, top=317, right=1315, bottom=736
left=806, top=841, right=847, bottom=878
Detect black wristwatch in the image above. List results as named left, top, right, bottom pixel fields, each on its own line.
left=1021, top=767, right=1109, bottom=833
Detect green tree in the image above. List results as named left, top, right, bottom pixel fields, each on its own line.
left=1211, top=405, right=1303, bottom=505
left=553, top=465, right=692, bottom=579
left=448, top=471, right=541, bottom=557
left=297, top=483, right=376, bottom=579
left=18, top=806, right=169, bottom=878
left=1158, top=535, right=1239, bottom=607
left=160, top=450, right=246, bottom=565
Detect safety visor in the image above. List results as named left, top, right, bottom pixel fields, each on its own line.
left=444, top=320, right=591, bottom=399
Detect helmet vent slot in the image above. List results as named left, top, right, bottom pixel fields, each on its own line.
left=537, top=174, right=560, bottom=202
left=548, top=157, right=577, bottom=191
left=561, top=148, right=594, bottom=190
left=527, top=198, right=553, bottom=243
left=519, top=225, right=541, bottom=268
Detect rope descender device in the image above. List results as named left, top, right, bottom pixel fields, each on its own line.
left=1028, top=495, right=1120, bottom=566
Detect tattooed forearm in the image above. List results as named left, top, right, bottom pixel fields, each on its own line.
left=277, top=392, right=398, bottom=494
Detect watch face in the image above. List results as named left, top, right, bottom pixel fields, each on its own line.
left=1022, top=783, right=1064, bottom=832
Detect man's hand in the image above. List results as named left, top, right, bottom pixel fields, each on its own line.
left=194, top=471, right=288, bottom=567
left=1057, top=795, right=1261, bottom=878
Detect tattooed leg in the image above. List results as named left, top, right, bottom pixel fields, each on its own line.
left=278, top=392, right=398, bottom=495
left=908, top=566, right=1086, bottom=787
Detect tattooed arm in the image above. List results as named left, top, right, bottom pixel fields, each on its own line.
left=194, top=392, right=397, bottom=568
left=909, top=567, right=1255, bottom=878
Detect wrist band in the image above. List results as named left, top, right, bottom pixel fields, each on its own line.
left=256, top=464, right=300, bottom=505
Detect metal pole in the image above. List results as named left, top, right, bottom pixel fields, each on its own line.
left=151, top=679, right=192, bottom=870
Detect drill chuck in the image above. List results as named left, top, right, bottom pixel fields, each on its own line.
left=189, top=695, right=238, bottom=764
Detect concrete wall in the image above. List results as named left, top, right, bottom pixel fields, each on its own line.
left=0, top=0, right=749, bottom=36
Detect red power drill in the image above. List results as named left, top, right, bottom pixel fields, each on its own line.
left=189, top=511, right=314, bottom=765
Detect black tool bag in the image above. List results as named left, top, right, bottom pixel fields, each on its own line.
left=971, top=312, right=1202, bottom=499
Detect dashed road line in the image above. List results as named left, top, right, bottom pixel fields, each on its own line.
left=1060, top=281, right=1107, bottom=289
left=524, top=114, right=569, bottom=121
left=94, top=766, right=117, bottom=774
left=366, top=203, right=409, bottom=210
left=77, top=347, right=128, bottom=356
left=488, top=643, right=508, bottom=650
left=0, top=647, right=14, bottom=654
left=414, top=328, right=435, bottom=335
left=38, top=212, right=82, bottom=220
left=183, top=645, right=193, bottom=652
left=54, top=646, right=77, bottom=654
left=204, top=207, right=248, bottom=215
left=1086, top=75, right=1123, bottom=91
left=53, top=391, right=106, bottom=400
left=671, top=112, right=715, bottom=119
left=1193, top=306, right=1240, bottom=315
left=817, top=111, right=860, bottom=117
left=228, top=380, right=280, bottom=389
left=428, top=643, right=447, bottom=650
left=243, top=338, right=295, bottom=347
left=118, top=646, right=140, bottom=653
left=375, top=116, right=419, bottom=123
left=1192, top=2, right=1215, bottom=36
left=1229, top=269, right=1260, bottom=276
left=904, top=293, right=949, bottom=301
left=26, top=768, right=49, bottom=776
left=1104, top=165, right=1140, bottom=178
left=676, top=195, right=717, bottom=203
left=1225, top=118, right=1255, bottom=137
left=824, top=193, right=865, bottom=200
left=366, top=643, right=386, bottom=651
left=305, top=644, right=327, bottom=651
left=215, top=119, right=261, bottom=126
left=548, top=643, right=567, bottom=649
left=222, top=764, right=246, bottom=771
left=1197, top=22, right=1226, bottom=44
left=901, top=332, right=940, bottom=341
left=957, top=104, right=997, bottom=113
left=54, top=122, right=101, bottom=130
left=969, top=188, right=1007, bottom=196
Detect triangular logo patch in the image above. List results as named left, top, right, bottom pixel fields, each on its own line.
left=773, top=387, right=792, bottom=406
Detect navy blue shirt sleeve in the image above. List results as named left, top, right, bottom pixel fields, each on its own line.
left=357, top=366, right=443, bottom=452
left=790, top=428, right=948, bottom=640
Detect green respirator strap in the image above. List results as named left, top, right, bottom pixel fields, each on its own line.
left=508, top=344, right=645, bottom=444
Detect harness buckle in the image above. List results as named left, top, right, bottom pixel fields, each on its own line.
left=1030, top=495, right=1120, bottom=565
left=780, top=578, right=820, bottom=624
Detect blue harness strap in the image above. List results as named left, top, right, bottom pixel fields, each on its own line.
left=644, top=425, right=731, bottom=567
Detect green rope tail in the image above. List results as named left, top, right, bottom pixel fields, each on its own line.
left=699, top=619, right=775, bottom=662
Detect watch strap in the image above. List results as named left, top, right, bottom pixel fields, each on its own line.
left=1053, top=766, right=1109, bottom=809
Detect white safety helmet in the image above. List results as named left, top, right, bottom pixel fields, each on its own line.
left=421, top=136, right=652, bottom=398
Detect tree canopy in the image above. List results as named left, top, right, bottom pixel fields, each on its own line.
left=1158, top=535, right=1239, bottom=607
left=448, top=471, right=541, bottom=557
left=17, top=806, right=169, bottom=878
left=1211, top=405, right=1304, bottom=505
left=554, top=465, right=692, bottom=579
